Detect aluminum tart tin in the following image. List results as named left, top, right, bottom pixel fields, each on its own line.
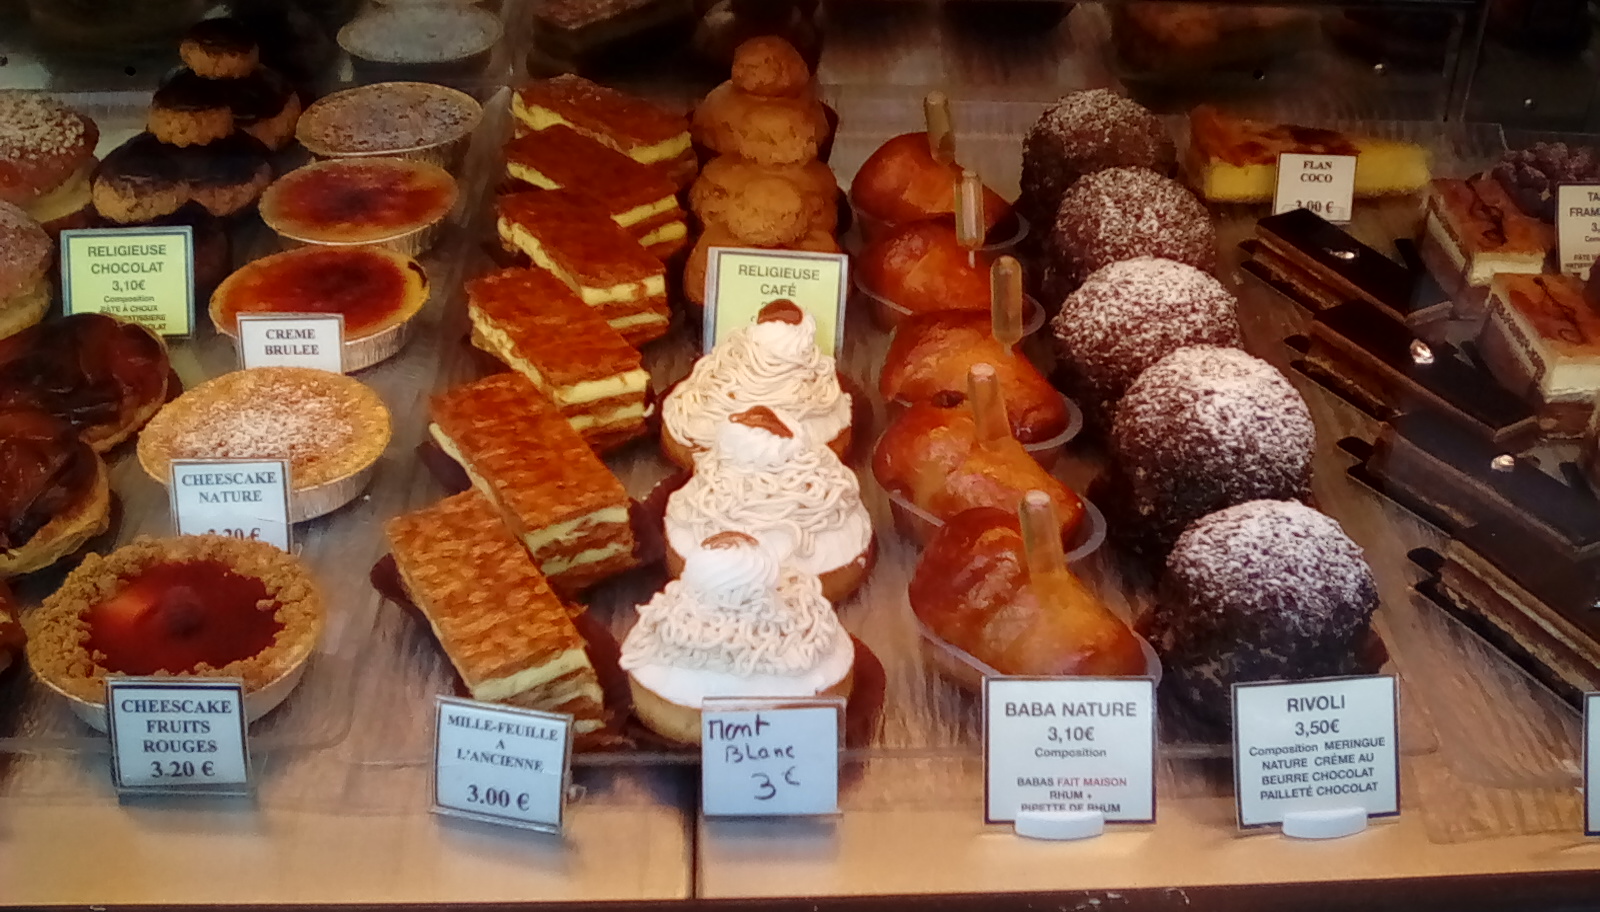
left=267, top=217, right=447, bottom=259
left=36, top=654, right=313, bottom=733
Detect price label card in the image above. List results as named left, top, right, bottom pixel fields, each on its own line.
left=1556, top=184, right=1600, bottom=276
left=236, top=314, right=345, bottom=373
left=60, top=226, right=196, bottom=337
left=703, top=247, right=848, bottom=356
left=169, top=459, right=292, bottom=551
left=106, top=678, right=251, bottom=794
left=432, top=696, right=573, bottom=834
left=1233, top=675, right=1400, bottom=829
left=701, top=697, right=843, bottom=817
left=1585, top=693, right=1600, bottom=835
left=982, top=677, right=1156, bottom=825
left=1273, top=153, right=1358, bottom=223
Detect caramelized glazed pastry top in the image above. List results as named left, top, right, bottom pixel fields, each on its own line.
left=267, top=159, right=456, bottom=236
left=0, top=313, right=168, bottom=442
left=1190, top=105, right=1360, bottom=166
left=0, top=408, right=99, bottom=552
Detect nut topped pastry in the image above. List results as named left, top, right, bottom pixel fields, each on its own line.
left=660, top=300, right=850, bottom=469
left=297, top=82, right=482, bottom=167
left=621, top=530, right=855, bottom=744
left=0, top=201, right=51, bottom=340
left=666, top=406, right=874, bottom=603
left=0, top=408, right=110, bottom=578
left=0, top=91, right=99, bottom=232
left=515, top=74, right=695, bottom=187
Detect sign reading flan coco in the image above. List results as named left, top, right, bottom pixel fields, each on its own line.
left=705, top=247, right=849, bottom=356
left=60, top=226, right=196, bottom=336
left=1557, top=184, right=1600, bottom=276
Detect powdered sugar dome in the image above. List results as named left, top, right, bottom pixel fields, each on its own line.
left=1019, top=90, right=1174, bottom=229
left=1049, top=167, right=1215, bottom=291
left=1052, top=256, right=1241, bottom=428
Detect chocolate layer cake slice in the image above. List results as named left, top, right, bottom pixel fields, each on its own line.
left=466, top=267, right=651, bottom=452
left=1477, top=273, right=1600, bottom=439
left=1419, top=175, right=1552, bottom=321
left=1297, top=300, right=1538, bottom=449
left=497, top=189, right=670, bottom=346
left=385, top=490, right=608, bottom=730
left=429, top=372, right=637, bottom=592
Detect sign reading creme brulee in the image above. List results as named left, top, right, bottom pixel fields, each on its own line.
left=59, top=226, right=196, bottom=337
left=704, top=247, right=848, bottom=356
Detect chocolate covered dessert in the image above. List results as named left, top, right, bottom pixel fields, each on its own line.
left=1149, top=500, right=1379, bottom=727
left=1049, top=167, right=1215, bottom=294
left=1019, top=90, right=1174, bottom=234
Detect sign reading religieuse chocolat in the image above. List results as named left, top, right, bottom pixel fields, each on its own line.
left=60, top=226, right=196, bottom=337
left=703, top=247, right=848, bottom=356
left=432, top=696, right=574, bottom=834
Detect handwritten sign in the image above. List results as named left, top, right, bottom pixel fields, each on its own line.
left=982, top=677, right=1156, bottom=825
left=1273, top=153, right=1357, bottom=224
left=703, top=248, right=848, bottom=356
left=237, top=314, right=345, bottom=373
left=107, top=678, right=251, bottom=793
left=701, top=697, right=843, bottom=817
left=169, top=459, right=292, bottom=551
left=1557, top=184, right=1600, bottom=277
left=60, top=226, right=195, bottom=336
left=1233, top=675, right=1400, bottom=829
left=432, top=696, right=573, bottom=833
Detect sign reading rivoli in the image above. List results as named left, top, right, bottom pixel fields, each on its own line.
left=106, top=678, right=251, bottom=793
left=59, top=226, right=196, bottom=337
left=982, top=677, right=1157, bottom=824
left=1273, top=153, right=1358, bottom=223
left=701, top=697, right=844, bottom=817
left=1556, top=184, right=1600, bottom=277
left=1232, top=675, right=1400, bottom=829
left=236, top=313, right=346, bottom=373
left=169, top=458, right=292, bottom=551
left=703, top=247, right=849, bottom=356
left=432, top=696, right=574, bottom=834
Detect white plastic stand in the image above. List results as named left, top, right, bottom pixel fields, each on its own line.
left=1014, top=810, right=1106, bottom=841
left=1281, top=807, right=1368, bottom=840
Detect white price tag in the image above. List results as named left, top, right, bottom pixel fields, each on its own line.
left=1584, top=693, right=1600, bottom=836
left=169, top=459, right=292, bottom=551
left=701, top=697, right=843, bottom=817
left=1556, top=184, right=1600, bottom=277
left=1233, top=675, right=1400, bottom=829
left=107, top=679, right=251, bottom=794
left=1273, top=153, right=1358, bottom=223
left=982, top=677, right=1156, bottom=824
left=236, top=313, right=345, bottom=373
left=432, top=697, right=573, bottom=834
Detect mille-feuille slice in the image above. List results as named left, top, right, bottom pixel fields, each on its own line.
left=430, top=372, right=638, bottom=592
left=467, top=267, right=651, bottom=451
left=512, top=74, right=696, bottom=188
left=503, top=125, right=688, bottom=261
left=385, top=490, right=608, bottom=731
left=497, top=190, right=670, bottom=345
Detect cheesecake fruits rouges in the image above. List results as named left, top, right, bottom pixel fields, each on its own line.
left=26, top=535, right=324, bottom=718
left=467, top=268, right=651, bottom=453
left=514, top=74, right=695, bottom=190
left=1477, top=273, right=1600, bottom=437
left=385, top=490, right=607, bottom=734
left=429, top=372, right=635, bottom=594
left=0, top=91, right=98, bottom=234
left=260, top=157, right=459, bottom=256
left=621, top=531, right=854, bottom=745
left=1186, top=105, right=1431, bottom=203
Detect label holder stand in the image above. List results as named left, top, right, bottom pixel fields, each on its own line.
left=1279, top=806, right=1369, bottom=840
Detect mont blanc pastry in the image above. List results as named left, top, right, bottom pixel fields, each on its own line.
left=621, top=530, right=855, bottom=744
left=660, top=300, right=851, bottom=469
left=666, top=406, right=873, bottom=602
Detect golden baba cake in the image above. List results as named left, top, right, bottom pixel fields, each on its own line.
left=296, top=82, right=482, bottom=169
left=429, top=372, right=636, bottom=593
left=210, top=246, right=430, bottom=371
left=1186, top=104, right=1430, bottom=203
left=1478, top=273, right=1600, bottom=437
left=514, top=74, right=696, bottom=188
left=496, top=190, right=670, bottom=346
left=26, top=535, right=323, bottom=727
left=0, top=409, right=110, bottom=578
left=503, top=124, right=688, bottom=260
left=385, top=490, right=607, bottom=731
left=260, top=157, right=458, bottom=255
left=1421, top=175, right=1553, bottom=317
left=466, top=268, right=651, bottom=452
left=137, top=367, right=391, bottom=521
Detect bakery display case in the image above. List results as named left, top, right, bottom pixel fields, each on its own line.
left=6, top=1, right=1600, bottom=909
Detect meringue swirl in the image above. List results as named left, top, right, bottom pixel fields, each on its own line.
left=662, top=311, right=850, bottom=452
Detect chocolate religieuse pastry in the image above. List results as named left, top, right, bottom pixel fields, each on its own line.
left=1019, top=90, right=1175, bottom=234
left=1148, top=500, right=1380, bottom=727
left=1048, top=167, right=1214, bottom=294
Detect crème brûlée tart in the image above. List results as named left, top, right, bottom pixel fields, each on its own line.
left=620, top=531, right=854, bottom=745
left=660, top=300, right=851, bottom=469
left=137, top=367, right=391, bottom=522
left=25, top=535, right=324, bottom=730
left=260, top=157, right=458, bottom=256
left=210, top=245, right=430, bottom=371
left=666, top=406, right=874, bottom=603
left=0, top=408, right=110, bottom=578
